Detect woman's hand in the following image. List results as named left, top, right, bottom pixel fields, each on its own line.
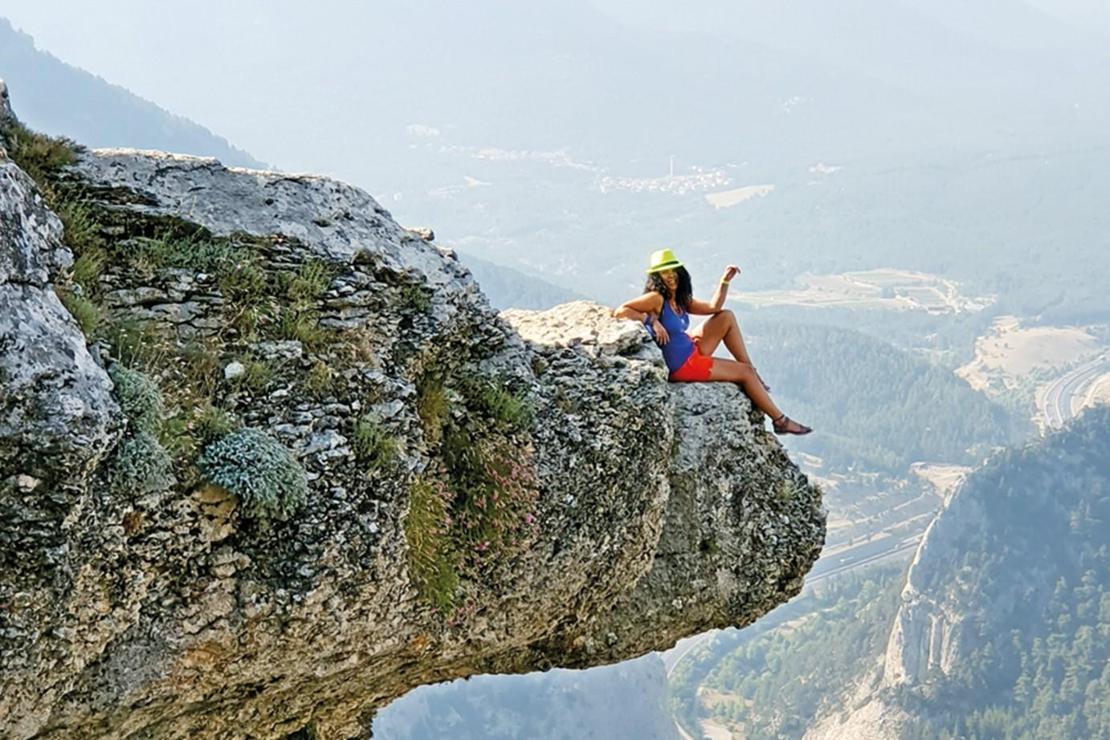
left=651, top=316, right=670, bottom=345
left=721, top=264, right=741, bottom=283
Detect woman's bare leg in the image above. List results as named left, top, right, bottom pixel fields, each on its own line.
left=693, top=310, right=770, bottom=391
left=705, top=358, right=810, bottom=434
left=708, top=357, right=781, bottom=417
left=691, top=309, right=753, bottom=364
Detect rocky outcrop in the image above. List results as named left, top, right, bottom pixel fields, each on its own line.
left=0, top=84, right=824, bottom=739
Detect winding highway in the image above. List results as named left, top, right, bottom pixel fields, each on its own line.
left=1039, top=353, right=1110, bottom=430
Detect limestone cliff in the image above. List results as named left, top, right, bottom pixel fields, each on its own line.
left=0, top=82, right=825, bottom=739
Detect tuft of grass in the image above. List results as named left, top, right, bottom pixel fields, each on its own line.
left=458, top=375, right=533, bottom=428
left=405, top=476, right=458, bottom=611
left=287, top=260, right=335, bottom=304
left=180, top=338, right=224, bottom=400
left=55, top=200, right=107, bottom=258
left=277, top=307, right=328, bottom=348
left=161, top=404, right=239, bottom=463
left=124, top=232, right=235, bottom=277
left=304, top=360, right=333, bottom=398
left=398, top=283, right=431, bottom=313
left=216, top=255, right=266, bottom=300
left=4, top=121, right=76, bottom=187
left=70, top=247, right=107, bottom=295
left=100, top=317, right=172, bottom=371
left=194, top=405, right=238, bottom=446
left=232, top=359, right=275, bottom=393
left=416, top=376, right=450, bottom=447
left=352, top=415, right=398, bottom=470
left=57, top=288, right=102, bottom=336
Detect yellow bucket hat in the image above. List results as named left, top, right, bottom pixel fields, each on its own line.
left=647, top=248, right=683, bottom=273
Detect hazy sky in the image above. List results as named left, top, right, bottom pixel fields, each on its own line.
left=5, top=0, right=1110, bottom=176
left=5, top=0, right=1110, bottom=299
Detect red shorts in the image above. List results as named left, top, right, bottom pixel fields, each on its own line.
left=669, top=345, right=713, bottom=382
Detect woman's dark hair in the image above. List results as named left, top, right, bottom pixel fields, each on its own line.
left=644, top=266, right=693, bottom=311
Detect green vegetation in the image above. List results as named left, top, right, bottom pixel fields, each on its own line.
left=197, top=428, right=308, bottom=522
left=352, top=415, right=398, bottom=470
left=416, top=375, right=450, bottom=447
left=230, top=359, right=275, bottom=394
left=672, top=408, right=1110, bottom=740
left=405, top=372, right=539, bottom=615
left=456, top=375, right=534, bottom=428
left=2, top=119, right=76, bottom=185
left=108, top=364, right=166, bottom=436
left=894, top=406, right=1110, bottom=740
left=56, top=288, right=102, bottom=335
left=748, top=321, right=1023, bottom=472
left=398, top=283, right=431, bottom=313
left=104, top=364, right=177, bottom=498
left=303, top=360, right=333, bottom=398
left=405, top=476, right=458, bottom=611
left=69, top=247, right=107, bottom=294
left=108, top=429, right=176, bottom=497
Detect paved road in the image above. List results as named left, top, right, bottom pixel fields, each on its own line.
left=1040, top=354, right=1110, bottom=429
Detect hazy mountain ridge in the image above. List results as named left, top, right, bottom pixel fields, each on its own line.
left=0, top=17, right=263, bottom=168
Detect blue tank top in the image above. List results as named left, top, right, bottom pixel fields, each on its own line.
left=644, top=299, right=695, bottom=372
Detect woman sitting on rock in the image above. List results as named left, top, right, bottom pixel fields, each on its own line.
left=613, top=249, right=812, bottom=436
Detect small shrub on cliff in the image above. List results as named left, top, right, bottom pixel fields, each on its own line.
left=108, top=364, right=167, bottom=436
left=102, top=318, right=172, bottom=371
left=398, top=282, right=431, bottom=313
left=70, top=246, right=107, bottom=294
left=109, top=430, right=176, bottom=497
left=286, top=260, right=335, bottom=304
left=278, top=307, right=328, bottom=348
left=442, top=431, right=540, bottom=575
left=304, top=360, right=333, bottom=398
left=198, top=428, right=308, bottom=521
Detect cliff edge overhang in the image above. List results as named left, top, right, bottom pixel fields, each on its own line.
left=0, top=81, right=825, bottom=739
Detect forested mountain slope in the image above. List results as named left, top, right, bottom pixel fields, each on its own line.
left=811, top=405, right=1109, bottom=739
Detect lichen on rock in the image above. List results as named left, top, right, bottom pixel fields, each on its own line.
left=0, top=80, right=825, bottom=740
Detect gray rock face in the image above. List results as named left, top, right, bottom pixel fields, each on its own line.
left=0, top=105, right=824, bottom=740
left=0, top=159, right=120, bottom=481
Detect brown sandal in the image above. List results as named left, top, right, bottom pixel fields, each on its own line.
left=772, top=414, right=812, bottom=436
